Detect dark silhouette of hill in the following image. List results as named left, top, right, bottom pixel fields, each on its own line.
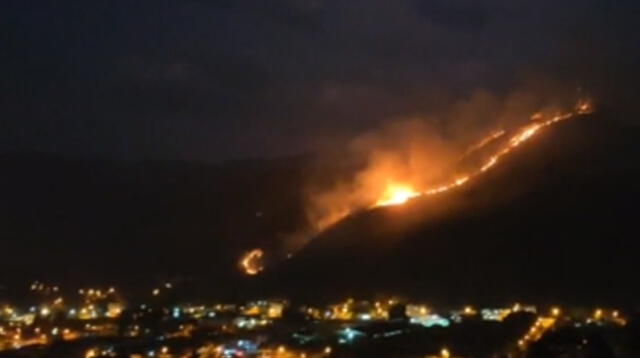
left=0, top=153, right=309, bottom=297
left=265, top=113, right=640, bottom=306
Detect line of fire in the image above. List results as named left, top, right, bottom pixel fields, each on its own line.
left=241, top=99, right=594, bottom=277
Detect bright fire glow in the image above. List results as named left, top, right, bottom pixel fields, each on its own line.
left=240, top=249, right=264, bottom=276
left=460, top=129, right=505, bottom=159
left=372, top=99, right=593, bottom=208
left=375, top=184, right=421, bottom=206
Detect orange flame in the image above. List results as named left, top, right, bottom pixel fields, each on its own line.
left=576, top=99, right=594, bottom=114
left=375, top=183, right=421, bottom=207
left=280, top=98, right=594, bottom=263
left=240, top=249, right=264, bottom=276
left=460, top=129, right=506, bottom=159
left=372, top=99, right=592, bottom=208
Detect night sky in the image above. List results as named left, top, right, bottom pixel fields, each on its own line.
left=3, top=0, right=640, bottom=161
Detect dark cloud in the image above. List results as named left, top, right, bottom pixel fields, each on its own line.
left=1, top=0, right=639, bottom=160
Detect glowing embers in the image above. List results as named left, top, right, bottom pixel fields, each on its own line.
left=576, top=98, right=594, bottom=114
left=374, top=183, right=421, bottom=207
left=510, top=124, right=541, bottom=147
left=460, top=129, right=506, bottom=159
left=240, top=249, right=264, bottom=276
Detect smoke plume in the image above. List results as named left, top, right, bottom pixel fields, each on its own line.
left=287, top=84, right=583, bottom=253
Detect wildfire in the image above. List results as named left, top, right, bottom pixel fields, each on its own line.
left=240, top=249, right=264, bottom=276
left=460, top=129, right=506, bottom=159
left=252, top=98, right=594, bottom=271
left=375, top=184, right=421, bottom=207
left=372, top=99, right=593, bottom=208
left=576, top=98, right=594, bottom=114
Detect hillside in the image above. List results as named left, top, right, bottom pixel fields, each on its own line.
left=265, top=113, right=640, bottom=306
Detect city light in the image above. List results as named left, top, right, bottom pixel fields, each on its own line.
left=39, top=307, right=50, bottom=317
left=0, top=281, right=629, bottom=357
left=440, top=347, right=451, bottom=358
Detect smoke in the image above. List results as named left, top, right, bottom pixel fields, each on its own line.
left=306, top=119, right=457, bottom=231
left=285, top=83, right=582, bottom=253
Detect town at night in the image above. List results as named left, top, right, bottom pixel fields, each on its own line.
left=0, top=280, right=636, bottom=357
